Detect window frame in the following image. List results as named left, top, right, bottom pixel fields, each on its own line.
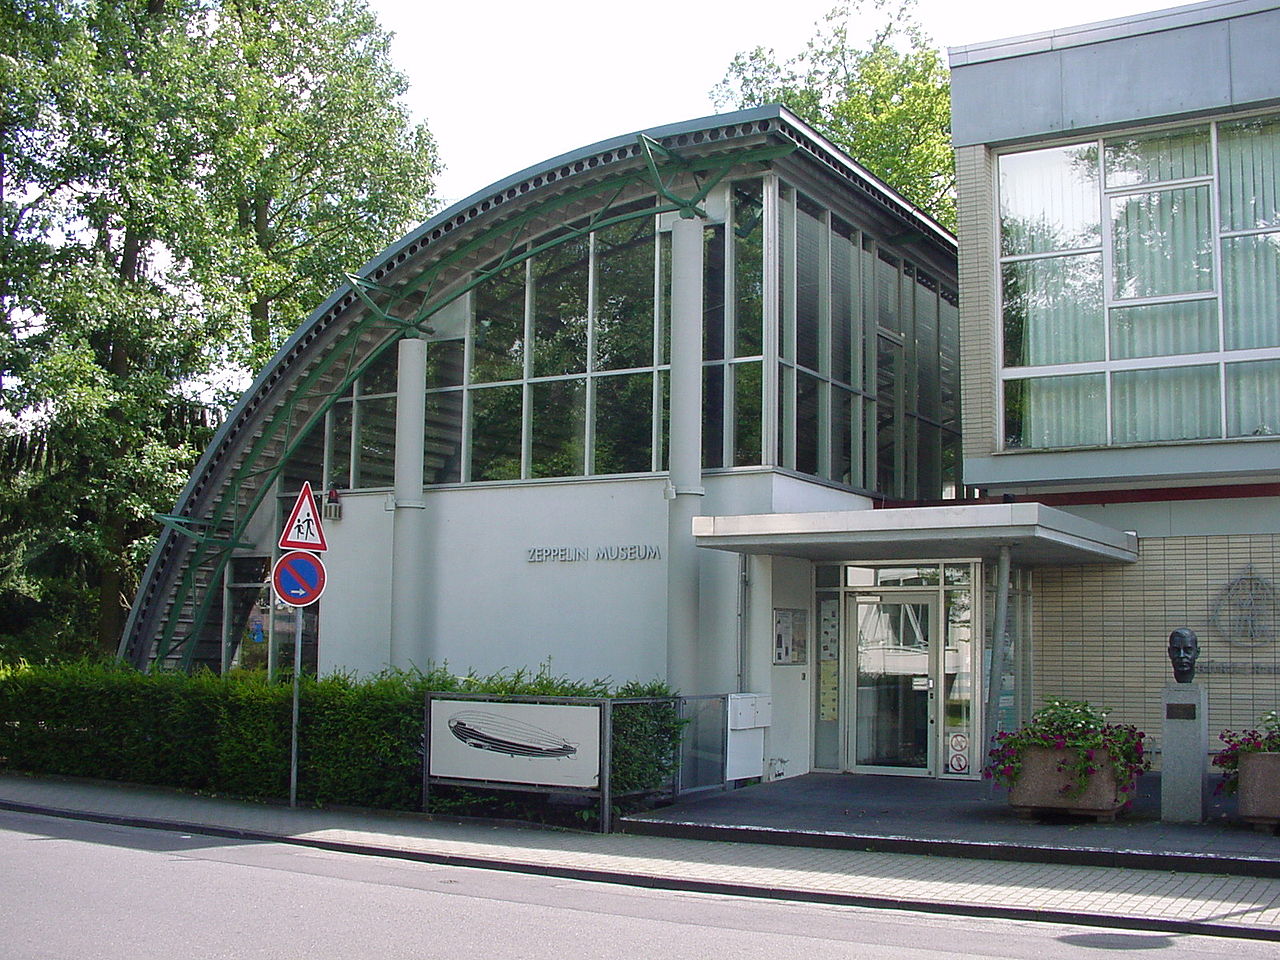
left=995, top=108, right=1280, bottom=451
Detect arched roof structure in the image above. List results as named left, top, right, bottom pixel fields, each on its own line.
left=120, top=104, right=955, bottom=671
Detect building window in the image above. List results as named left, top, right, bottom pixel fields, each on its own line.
left=777, top=185, right=960, bottom=498
left=282, top=346, right=402, bottom=494
left=447, top=184, right=766, bottom=485
left=289, top=176, right=963, bottom=495
left=999, top=114, right=1280, bottom=449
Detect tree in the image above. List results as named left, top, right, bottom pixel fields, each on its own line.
left=2, top=0, right=226, bottom=661
left=0, top=0, right=439, bottom=661
left=712, top=0, right=954, bottom=230
left=201, top=0, right=440, bottom=368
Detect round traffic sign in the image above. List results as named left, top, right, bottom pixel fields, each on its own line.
left=272, top=550, right=327, bottom=607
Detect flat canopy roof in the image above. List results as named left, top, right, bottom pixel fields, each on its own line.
left=692, top=503, right=1138, bottom=565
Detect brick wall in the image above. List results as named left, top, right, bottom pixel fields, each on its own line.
left=954, top=144, right=998, bottom=461
left=1032, top=535, right=1280, bottom=760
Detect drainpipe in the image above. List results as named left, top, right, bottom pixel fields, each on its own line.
left=736, top=553, right=749, bottom=693
left=984, top=545, right=1013, bottom=765
left=390, top=333, right=428, bottom=669
left=666, top=215, right=705, bottom=697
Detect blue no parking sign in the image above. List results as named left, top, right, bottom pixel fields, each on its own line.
left=272, top=550, right=327, bottom=607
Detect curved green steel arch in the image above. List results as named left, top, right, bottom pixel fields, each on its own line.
left=138, top=127, right=797, bottom=669
left=125, top=102, right=956, bottom=671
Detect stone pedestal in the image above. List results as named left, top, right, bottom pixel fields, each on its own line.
left=1161, top=683, right=1209, bottom=823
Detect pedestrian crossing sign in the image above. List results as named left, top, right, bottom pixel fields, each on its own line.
left=278, top=481, right=328, bottom=552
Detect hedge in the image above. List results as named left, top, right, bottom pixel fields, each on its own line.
left=0, top=660, right=683, bottom=814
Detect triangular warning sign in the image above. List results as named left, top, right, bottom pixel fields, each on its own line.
left=278, top=481, right=328, bottom=552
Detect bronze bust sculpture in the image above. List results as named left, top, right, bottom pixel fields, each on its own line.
left=1167, top=627, right=1200, bottom=683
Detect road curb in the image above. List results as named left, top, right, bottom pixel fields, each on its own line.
left=3, top=798, right=1278, bottom=942
left=620, top=817, right=1280, bottom=878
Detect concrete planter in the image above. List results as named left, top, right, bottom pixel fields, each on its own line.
left=1238, top=752, right=1280, bottom=830
left=1008, top=746, right=1125, bottom=822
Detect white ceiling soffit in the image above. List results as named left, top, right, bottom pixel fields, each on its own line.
left=692, top=502, right=1138, bottom=565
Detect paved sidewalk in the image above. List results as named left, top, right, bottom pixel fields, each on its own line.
left=3, top=771, right=1279, bottom=941
left=623, top=772, right=1280, bottom=876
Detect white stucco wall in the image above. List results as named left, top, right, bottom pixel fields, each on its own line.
left=280, top=466, right=881, bottom=778
left=766, top=555, right=816, bottom=780
left=316, top=493, right=393, bottom=677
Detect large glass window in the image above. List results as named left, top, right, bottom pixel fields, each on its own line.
left=1003, top=254, right=1103, bottom=366
left=775, top=185, right=960, bottom=499
left=705, top=183, right=766, bottom=471
left=532, top=237, right=589, bottom=378
left=414, top=182, right=767, bottom=485
left=595, top=219, right=656, bottom=371
left=998, top=113, right=1280, bottom=449
left=459, top=202, right=663, bottom=482
left=733, top=180, right=765, bottom=357
left=530, top=378, right=586, bottom=477
left=470, top=384, right=523, bottom=481
left=304, top=174, right=962, bottom=496
left=595, top=372, right=653, bottom=473
left=283, top=346, right=401, bottom=493
left=471, top=266, right=525, bottom=384
left=1000, top=144, right=1100, bottom=256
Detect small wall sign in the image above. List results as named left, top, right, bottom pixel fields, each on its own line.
left=774, top=608, right=809, bottom=665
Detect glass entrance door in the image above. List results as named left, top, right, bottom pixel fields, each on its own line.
left=848, top=593, right=938, bottom=774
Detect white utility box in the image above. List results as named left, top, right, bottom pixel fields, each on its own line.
left=726, top=693, right=772, bottom=780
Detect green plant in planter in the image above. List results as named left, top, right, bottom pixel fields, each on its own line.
left=1212, top=710, right=1280, bottom=794
left=984, top=699, right=1150, bottom=800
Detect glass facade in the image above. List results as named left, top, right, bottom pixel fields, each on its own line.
left=777, top=185, right=961, bottom=499
left=284, top=177, right=960, bottom=500
left=999, top=113, right=1280, bottom=449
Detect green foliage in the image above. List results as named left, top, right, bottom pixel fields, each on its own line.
left=0, top=659, right=220, bottom=787
left=1, top=0, right=440, bottom=661
left=712, top=0, right=954, bottom=229
left=610, top=680, right=683, bottom=795
left=984, top=699, right=1150, bottom=799
left=0, top=662, right=683, bottom=818
left=1212, top=711, right=1280, bottom=794
left=198, top=0, right=441, bottom=368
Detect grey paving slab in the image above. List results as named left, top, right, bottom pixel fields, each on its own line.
left=624, top=772, right=1280, bottom=869
left=2, top=770, right=1280, bottom=940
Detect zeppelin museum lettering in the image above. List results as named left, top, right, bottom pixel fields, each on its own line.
left=123, top=0, right=1280, bottom=785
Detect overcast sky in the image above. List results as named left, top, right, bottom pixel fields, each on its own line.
left=365, top=0, right=1185, bottom=206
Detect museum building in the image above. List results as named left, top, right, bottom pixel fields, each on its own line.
left=123, top=0, right=1279, bottom=784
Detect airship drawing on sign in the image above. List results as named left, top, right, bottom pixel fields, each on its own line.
left=447, top=711, right=579, bottom=759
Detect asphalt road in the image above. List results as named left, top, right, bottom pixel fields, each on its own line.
left=0, top=809, right=1271, bottom=960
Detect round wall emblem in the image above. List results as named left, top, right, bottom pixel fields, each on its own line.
left=1211, top=565, right=1277, bottom=648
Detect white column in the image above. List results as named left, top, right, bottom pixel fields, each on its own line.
left=390, top=335, right=428, bottom=668
left=984, top=545, right=1013, bottom=754
left=667, top=216, right=705, bottom=696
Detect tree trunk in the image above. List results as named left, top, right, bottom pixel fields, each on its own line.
left=96, top=224, right=141, bottom=654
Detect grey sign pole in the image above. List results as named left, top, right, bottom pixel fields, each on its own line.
left=290, top=610, right=302, bottom=807
left=274, top=485, right=330, bottom=811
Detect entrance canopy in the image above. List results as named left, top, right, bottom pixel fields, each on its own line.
left=692, top=502, right=1137, bottom=565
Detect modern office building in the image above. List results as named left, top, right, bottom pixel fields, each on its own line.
left=124, top=0, right=1279, bottom=786
left=949, top=0, right=1280, bottom=747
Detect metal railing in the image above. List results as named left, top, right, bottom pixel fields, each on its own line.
left=675, top=694, right=730, bottom=797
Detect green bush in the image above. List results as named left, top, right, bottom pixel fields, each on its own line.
left=0, top=660, right=683, bottom=818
